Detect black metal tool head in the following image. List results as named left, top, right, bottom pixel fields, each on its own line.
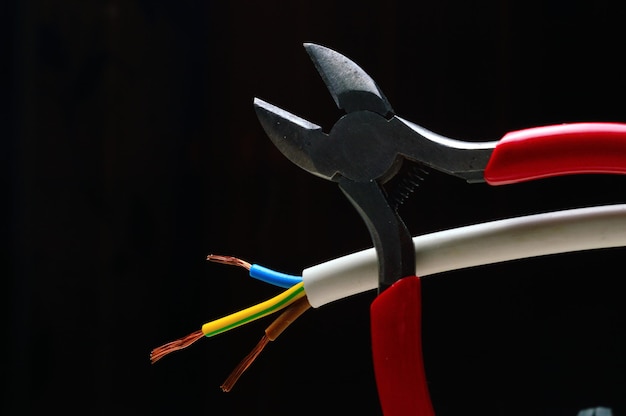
left=253, top=43, right=401, bottom=184
left=254, top=43, right=495, bottom=186
left=253, top=43, right=494, bottom=288
left=303, top=43, right=394, bottom=117
left=253, top=98, right=338, bottom=180
left=254, top=43, right=418, bottom=290
left=254, top=97, right=406, bottom=184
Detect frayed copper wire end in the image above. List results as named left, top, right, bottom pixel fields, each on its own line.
left=150, top=330, right=204, bottom=364
left=221, top=335, right=269, bottom=392
left=220, top=296, right=312, bottom=392
left=206, top=254, right=251, bottom=271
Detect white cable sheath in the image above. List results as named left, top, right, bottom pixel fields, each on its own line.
left=302, top=204, right=626, bottom=308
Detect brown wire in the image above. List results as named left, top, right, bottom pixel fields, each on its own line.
left=264, top=295, right=312, bottom=341
left=220, top=296, right=312, bottom=392
left=150, top=330, right=204, bottom=364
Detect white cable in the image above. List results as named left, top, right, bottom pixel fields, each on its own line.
left=303, top=204, right=626, bottom=308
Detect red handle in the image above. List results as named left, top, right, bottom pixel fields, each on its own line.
left=371, top=276, right=434, bottom=416
left=484, top=122, right=626, bottom=185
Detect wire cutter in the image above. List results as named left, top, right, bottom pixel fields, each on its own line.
left=253, top=43, right=626, bottom=416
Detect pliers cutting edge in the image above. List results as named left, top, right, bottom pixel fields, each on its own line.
left=253, top=43, right=626, bottom=416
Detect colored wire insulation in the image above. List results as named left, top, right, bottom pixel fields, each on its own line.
left=220, top=296, right=311, bottom=392
left=207, top=254, right=302, bottom=288
left=302, top=204, right=626, bottom=307
left=201, top=282, right=305, bottom=337
left=151, top=282, right=306, bottom=363
left=153, top=205, right=626, bottom=375
left=249, top=264, right=302, bottom=288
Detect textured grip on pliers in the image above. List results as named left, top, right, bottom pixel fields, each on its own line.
left=484, top=122, right=626, bottom=185
left=371, top=276, right=434, bottom=416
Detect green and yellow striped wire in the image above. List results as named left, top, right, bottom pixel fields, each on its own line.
left=201, top=282, right=305, bottom=337
left=150, top=280, right=306, bottom=364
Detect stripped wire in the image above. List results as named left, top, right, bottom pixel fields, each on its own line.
left=221, top=296, right=311, bottom=392
left=206, top=254, right=251, bottom=270
left=150, top=330, right=204, bottom=364
left=207, top=254, right=303, bottom=288
left=150, top=281, right=306, bottom=363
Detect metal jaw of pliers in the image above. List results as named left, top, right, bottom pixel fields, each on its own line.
left=254, top=43, right=626, bottom=415
left=255, top=44, right=493, bottom=293
left=254, top=43, right=626, bottom=291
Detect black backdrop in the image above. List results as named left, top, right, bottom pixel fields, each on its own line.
left=4, top=1, right=626, bottom=415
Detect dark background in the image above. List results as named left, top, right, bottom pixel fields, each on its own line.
left=4, top=1, right=626, bottom=415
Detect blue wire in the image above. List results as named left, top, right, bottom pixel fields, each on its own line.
left=249, top=264, right=302, bottom=288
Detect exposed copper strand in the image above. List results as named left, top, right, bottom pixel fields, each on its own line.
left=220, top=335, right=269, bottom=392
left=150, top=330, right=204, bottom=364
left=206, top=254, right=252, bottom=270
left=220, top=296, right=311, bottom=392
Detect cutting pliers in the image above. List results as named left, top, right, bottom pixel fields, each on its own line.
left=253, top=43, right=626, bottom=416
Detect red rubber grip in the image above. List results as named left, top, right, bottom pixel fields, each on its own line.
left=484, top=122, right=626, bottom=185
left=371, top=276, right=434, bottom=416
